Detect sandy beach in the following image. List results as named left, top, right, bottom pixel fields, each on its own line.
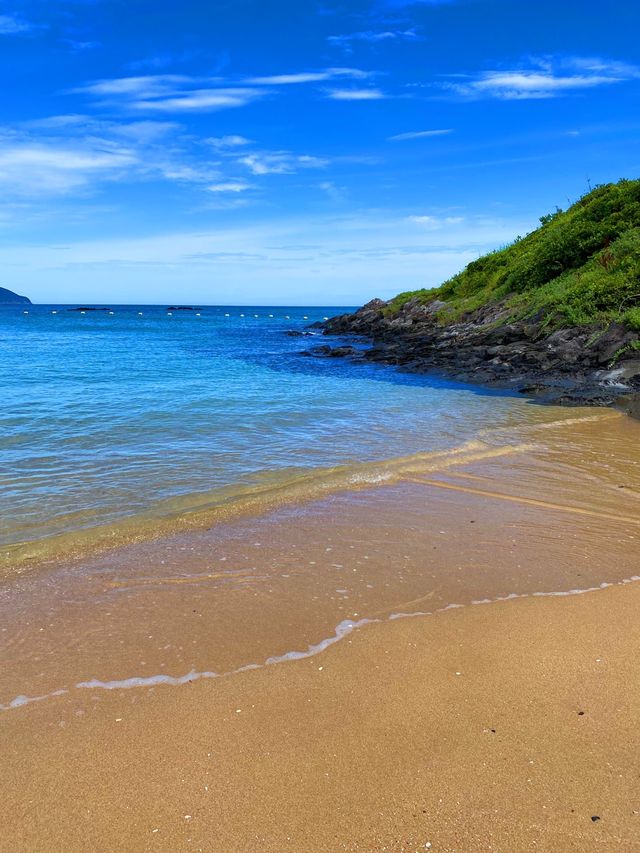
left=2, top=577, right=639, bottom=852
left=0, top=409, right=639, bottom=851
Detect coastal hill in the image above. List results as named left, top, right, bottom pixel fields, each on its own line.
left=322, top=178, right=640, bottom=406
left=0, top=286, right=31, bottom=305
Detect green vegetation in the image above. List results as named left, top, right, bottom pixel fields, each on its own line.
left=388, top=179, right=640, bottom=331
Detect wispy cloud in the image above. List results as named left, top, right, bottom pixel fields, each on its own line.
left=207, top=135, right=253, bottom=149
left=327, top=27, right=420, bottom=52
left=318, top=181, right=347, bottom=203
left=0, top=118, right=218, bottom=196
left=389, top=128, right=452, bottom=141
left=245, top=68, right=371, bottom=85
left=75, top=75, right=266, bottom=112
left=76, top=75, right=193, bottom=99
left=382, top=0, right=455, bottom=7
left=239, top=152, right=328, bottom=175
left=444, top=56, right=640, bottom=100
left=0, top=142, right=136, bottom=194
left=328, top=28, right=419, bottom=50
left=0, top=13, right=34, bottom=34
left=132, top=88, right=265, bottom=112
left=75, top=68, right=376, bottom=113
left=207, top=181, right=252, bottom=193
left=407, top=214, right=464, bottom=227
left=326, top=88, right=386, bottom=100
left=64, top=39, right=101, bottom=51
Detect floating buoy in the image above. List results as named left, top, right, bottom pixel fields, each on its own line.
left=254, top=314, right=259, bottom=318
left=23, top=310, right=29, bottom=314
left=323, top=316, right=328, bottom=320
left=167, top=312, right=173, bottom=316
left=284, top=315, right=290, bottom=319
left=138, top=312, right=143, bottom=315
left=268, top=314, right=273, bottom=318
left=51, top=310, right=57, bottom=314
left=303, top=315, right=308, bottom=320
left=80, top=311, right=86, bottom=314
left=109, top=311, right=114, bottom=315
left=224, top=313, right=230, bottom=317
left=196, top=313, right=201, bottom=316
left=240, top=313, right=244, bottom=317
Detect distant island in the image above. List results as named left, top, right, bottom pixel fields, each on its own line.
left=0, top=287, right=31, bottom=305
left=320, top=178, right=640, bottom=409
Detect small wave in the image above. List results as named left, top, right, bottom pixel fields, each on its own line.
left=2, top=576, right=639, bottom=713
left=0, top=438, right=533, bottom=576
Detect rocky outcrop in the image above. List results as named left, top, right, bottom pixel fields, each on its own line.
left=0, top=287, right=31, bottom=304
left=318, top=298, right=640, bottom=408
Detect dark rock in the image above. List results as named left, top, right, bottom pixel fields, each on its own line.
left=301, top=345, right=332, bottom=357
left=328, top=345, right=357, bottom=357
left=68, top=306, right=111, bottom=312
left=316, top=296, right=640, bottom=409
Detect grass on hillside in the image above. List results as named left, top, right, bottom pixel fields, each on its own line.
left=385, top=178, right=640, bottom=332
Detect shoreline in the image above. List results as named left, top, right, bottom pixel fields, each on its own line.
left=0, top=407, right=627, bottom=579
left=3, top=572, right=640, bottom=715
left=317, top=299, right=640, bottom=411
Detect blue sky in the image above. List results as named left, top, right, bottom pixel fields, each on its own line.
left=1, top=0, right=639, bottom=305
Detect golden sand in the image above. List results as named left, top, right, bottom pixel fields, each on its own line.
left=1, top=582, right=639, bottom=852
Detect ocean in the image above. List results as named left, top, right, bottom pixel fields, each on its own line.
left=0, top=303, right=588, bottom=570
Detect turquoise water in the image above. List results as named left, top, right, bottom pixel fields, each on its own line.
left=1, top=303, right=559, bottom=558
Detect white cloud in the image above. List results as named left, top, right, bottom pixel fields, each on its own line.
left=328, top=29, right=419, bottom=49
left=0, top=119, right=220, bottom=196
left=76, top=75, right=192, bottom=99
left=239, top=152, right=328, bottom=175
left=326, top=88, right=386, bottom=100
left=389, top=128, right=453, bottom=141
left=111, top=121, right=181, bottom=143
left=318, top=181, right=347, bottom=203
left=407, top=215, right=464, bottom=228
left=207, top=135, right=252, bottom=149
left=245, top=68, right=371, bottom=85
left=444, top=57, right=640, bottom=100
left=75, top=68, right=375, bottom=114
left=207, top=181, right=252, bottom=193
left=132, top=88, right=265, bottom=112
left=76, top=75, right=267, bottom=113
left=0, top=13, right=33, bottom=34
left=0, top=142, right=136, bottom=194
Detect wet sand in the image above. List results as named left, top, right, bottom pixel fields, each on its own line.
left=1, top=409, right=640, bottom=850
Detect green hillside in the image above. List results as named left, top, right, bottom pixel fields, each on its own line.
left=388, top=178, right=640, bottom=334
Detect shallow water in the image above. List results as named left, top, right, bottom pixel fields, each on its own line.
left=0, top=303, right=579, bottom=569
left=1, top=410, right=639, bottom=714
